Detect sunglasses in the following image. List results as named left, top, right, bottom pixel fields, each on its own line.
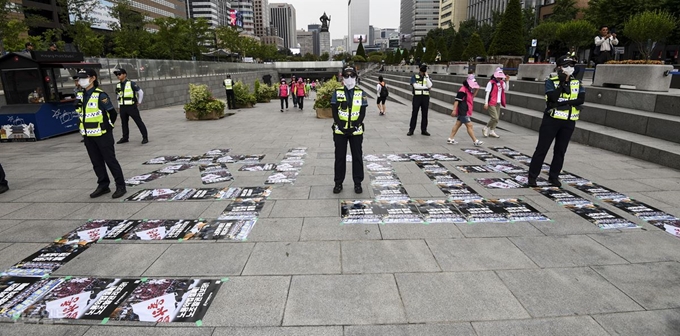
left=342, top=74, right=357, bottom=78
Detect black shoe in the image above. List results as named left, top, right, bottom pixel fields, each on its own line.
left=548, top=178, right=562, bottom=188
left=354, top=185, right=363, bottom=194
left=80, top=139, right=84, bottom=143
left=280, top=109, right=284, bottom=112
left=116, top=139, right=129, bottom=144
left=0, top=185, right=8, bottom=195
left=407, top=131, right=414, bottom=136
left=422, top=131, right=431, bottom=136
left=141, top=138, right=149, bottom=144
left=527, top=177, right=538, bottom=188
left=112, top=187, right=127, bottom=199
left=333, top=184, right=343, bottom=194
left=90, top=187, right=111, bottom=198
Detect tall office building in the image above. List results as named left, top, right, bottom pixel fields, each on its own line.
left=369, top=25, right=375, bottom=45
left=400, top=0, right=414, bottom=48
left=308, top=24, right=321, bottom=56
left=232, top=0, right=255, bottom=35
left=439, top=0, right=467, bottom=30
left=253, top=0, right=270, bottom=37
left=187, top=0, right=230, bottom=27
left=348, top=0, right=370, bottom=54
left=467, top=0, right=541, bottom=24
left=270, top=3, right=297, bottom=50
left=400, top=0, right=439, bottom=48
left=297, top=29, right=313, bottom=55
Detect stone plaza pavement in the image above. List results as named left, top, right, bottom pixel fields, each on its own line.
left=1, top=87, right=680, bottom=336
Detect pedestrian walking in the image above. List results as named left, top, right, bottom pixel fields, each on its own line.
left=594, top=25, right=618, bottom=65
left=0, top=163, right=8, bottom=194
left=114, top=68, right=148, bottom=145
left=528, top=55, right=585, bottom=188
left=305, top=79, right=311, bottom=98
left=331, top=66, right=367, bottom=194
left=408, top=64, right=432, bottom=136
left=295, top=78, right=306, bottom=110
left=223, top=74, right=236, bottom=110
left=482, top=67, right=508, bottom=138
left=376, top=75, right=388, bottom=116
left=291, top=75, right=298, bottom=108
left=448, top=74, right=483, bottom=147
left=75, top=69, right=126, bottom=199
left=279, top=78, right=290, bottom=112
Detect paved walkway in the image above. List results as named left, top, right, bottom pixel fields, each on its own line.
left=1, top=88, right=680, bottom=336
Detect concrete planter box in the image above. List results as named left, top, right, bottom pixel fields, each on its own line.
left=475, top=64, right=503, bottom=77
left=315, top=107, right=332, bottom=119
left=517, top=64, right=555, bottom=81
left=430, top=64, right=448, bottom=74
left=448, top=64, right=469, bottom=75
left=593, top=64, right=674, bottom=92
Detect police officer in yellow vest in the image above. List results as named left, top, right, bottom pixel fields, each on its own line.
left=528, top=55, right=585, bottom=188
left=114, top=68, right=148, bottom=145
left=331, top=66, right=368, bottom=194
left=223, top=74, right=236, bottom=110
left=408, top=64, right=433, bottom=136
left=75, top=69, right=127, bottom=199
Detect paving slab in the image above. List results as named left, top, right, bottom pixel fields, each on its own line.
left=201, top=276, right=290, bottom=327
left=0, top=219, right=85, bottom=243
left=268, top=186, right=311, bottom=200
left=592, top=308, right=680, bottom=336
left=300, top=217, right=381, bottom=241
left=213, top=326, right=343, bottom=336
left=0, top=324, right=90, bottom=336
left=129, top=202, right=212, bottom=219
left=588, top=232, right=680, bottom=263
left=82, top=326, right=214, bottom=336
left=344, top=323, right=476, bottom=336
left=0, top=189, right=39, bottom=202
left=592, top=262, right=680, bottom=310
left=283, top=274, right=406, bottom=325
left=2, top=202, right=86, bottom=220
left=378, top=223, right=463, bottom=239
left=53, top=243, right=170, bottom=277
left=509, top=235, right=628, bottom=267
left=528, top=212, right=606, bottom=235
left=242, top=241, right=340, bottom=275
left=496, top=267, right=643, bottom=317
left=0, top=242, right=53, bottom=271
left=143, top=243, right=254, bottom=276
left=472, top=316, right=609, bottom=336
left=67, top=203, right=149, bottom=220
left=0, top=219, right=22, bottom=234
left=427, top=238, right=537, bottom=271
left=245, top=218, right=303, bottom=242
left=395, top=272, right=530, bottom=322
left=268, top=200, right=339, bottom=217
left=455, top=222, right=545, bottom=238
left=341, top=240, right=440, bottom=274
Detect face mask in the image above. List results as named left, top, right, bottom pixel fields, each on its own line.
left=344, top=77, right=356, bottom=89
left=78, top=78, right=91, bottom=88
left=561, top=66, right=575, bottom=76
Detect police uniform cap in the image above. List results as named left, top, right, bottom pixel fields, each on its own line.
left=113, top=68, right=126, bottom=76
left=75, top=69, right=97, bottom=78
left=556, top=55, right=576, bottom=67
left=342, top=66, right=357, bottom=77
left=419, top=64, right=428, bottom=72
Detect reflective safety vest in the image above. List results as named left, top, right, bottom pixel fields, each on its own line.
left=334, top=88, right=364, bottom=136
left=77, top=89, right=113, bottom=137
left=546, top=76, right=580, bottom=121
left=224, top=78, right=233, bottom=90
left=413, top=74, right=430, bottom=96
left=116, top=80, right=135, bottom=106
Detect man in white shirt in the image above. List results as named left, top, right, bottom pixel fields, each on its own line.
left=594, top=25, right=619, bottom=65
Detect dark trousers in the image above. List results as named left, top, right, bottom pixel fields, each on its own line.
left=84, top=131, right=126, bottom=188
left=410, top=95, right=430, bottom=132
left=280, top=97, right=288, bottom=109
left=292, top=95, right=298, bottom=107
left=334, top=133, right=364, bottom=185
left=120, top=105, right=148, bottom=140
left=528, top=115, right=576, bottom=180
left=297, top=95, right=304, bottom=109
left=225, top=89, right=236, bottom=109
left=0, top=163, right=7, bottom=187
left=596, top=50, right=612, bottom=65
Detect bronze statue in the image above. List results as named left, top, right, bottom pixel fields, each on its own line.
left=320, top=12, right=331, bottom=32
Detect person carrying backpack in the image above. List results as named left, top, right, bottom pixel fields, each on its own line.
left=279, top=78, right=290, bottom=112
left=376, top=75, right=388, bottom=116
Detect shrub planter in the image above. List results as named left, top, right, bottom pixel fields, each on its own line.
left=593, top=64, right=674, bottom=92
left=315, top=107, right=332, bottom=119
left=448, top=64, right=469, bottom=75
left=475, top=63, right=503, bottom=77
left=185, top=110, right=224, bottom=120
left=517, top=64, right=555, bottom=81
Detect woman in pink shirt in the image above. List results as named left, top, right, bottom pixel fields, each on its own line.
left=295, top=78, right=306, bottom=110
left=448, top=74, right=483, bottom=146
left=279, top=78, right=290, bottom=112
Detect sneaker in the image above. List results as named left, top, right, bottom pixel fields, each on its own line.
left=333, top=184, right=343, bottom=194
left=473, top=140, right=484, bottom=147
left=447, top=138, right=458, bottom=144
left=482, top=127, right=489, bottom=137
left=489, top=130, right=500, bottom=138
left=280, top=109, right=284, bottom=112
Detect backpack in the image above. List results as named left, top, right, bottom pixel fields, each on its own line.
left=590, top=44, right=601, bottom=60
left=379, top=83, right=389, bottom=98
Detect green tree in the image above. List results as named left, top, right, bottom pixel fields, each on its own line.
left=437, top=37, right=449, bottom=62
left=624, top=10, right=677, bottom=60
left=462, top=32, right=486, bottom=61
left=414, top=41, right=424, bottom=59
left=548, top=0, right=579, bottom=23
left=586, top=0, right=661, bottom=34
left=523, top=7, right=537, bottom=46
left=72, top=21, right=104, bottom=56
left=531, top=21, right=561, bottom=61
left=458, top=18, right=478, bottom=44
left=478, top=23, right=494, bottom=49
left=302, top=52, right=316, bottom=61
left=352, top=55, right=366, bottom=62
left=109, top=0, right=151, bottom=57
left=448, top=32, right=464, bottom=61
left=555, top=20, right=597, bottom=54
left=186, top=18, right=211, bottom=60
left=423, top=38, right=436, bottom=63
left=489, top=0, right=525, bottom=56
left=402, top=48, right=410, bottom=61
left=0, top=0, right=26, bottom=53
left=319, top=52, right=330, bottom=61
left=356, top=40, right=366, bottom=58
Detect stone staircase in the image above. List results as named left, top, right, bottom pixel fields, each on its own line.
left=359, top=71, right=680, bottom=170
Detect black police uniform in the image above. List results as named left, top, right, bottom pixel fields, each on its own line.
left=79, top=86, right=127, bottom=196
left=331, top=79, right=368, bottom=193
left=116, top=78, right=148, bottom=143
left=409, top=66, right=432, bottom=135
left=0, top=163, right=8, bottom=193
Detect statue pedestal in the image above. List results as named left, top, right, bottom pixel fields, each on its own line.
left=320, top=31, right=331, bottom=57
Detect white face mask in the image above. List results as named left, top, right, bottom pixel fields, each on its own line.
left=78, top=78, right=91, bottom=88
left=344, top=77, right=356, bottom=89
left=561, top=66, right=575, bottom=76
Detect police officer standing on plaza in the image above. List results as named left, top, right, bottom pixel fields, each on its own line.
left=223, top=74, right=236, bottom=110
left=332, top=66, right=367, bottom=194
left=528, top=55, right=585, bottom=188
left=407, top=64, right=433, bottom=136
left=114, top=68, right=149, bottom=144
left=76, top=69, right=127, bottom=198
